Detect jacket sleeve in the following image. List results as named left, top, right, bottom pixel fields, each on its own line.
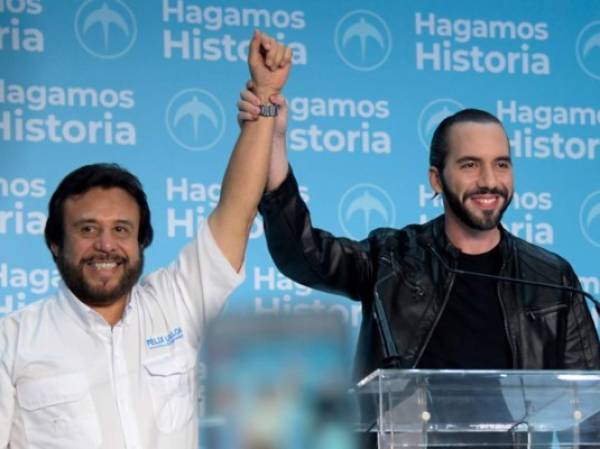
left=258, top=167, right=374, bottom=302
left=561, top=265, right=600, bottom=369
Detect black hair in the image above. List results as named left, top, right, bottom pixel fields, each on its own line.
left=44, top=163, right=153, bottom=258
left=429, top=108, right=506, bottom=171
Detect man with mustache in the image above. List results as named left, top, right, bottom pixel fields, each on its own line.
left=238, top=96, right=600, bottom=445
left=0, top=31, right=291, bottom=449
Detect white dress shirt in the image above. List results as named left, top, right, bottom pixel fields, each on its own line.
left=0, top=223, right=245, bottom=449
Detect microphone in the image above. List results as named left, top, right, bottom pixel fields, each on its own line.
left=421, top=236, right=600, bottom=314
left=372, top=255, right=402, bottom=369
left=420, top=236, right=600, bottom=442
left=369, top=235, right=599, bottom=370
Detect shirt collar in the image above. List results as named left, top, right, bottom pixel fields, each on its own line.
left=57, top=281, right=135, bottom=331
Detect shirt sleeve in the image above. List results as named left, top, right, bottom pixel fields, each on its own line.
left=0, top=318, right=15, bottom=449
left=140, top=222, right=246, bottom=345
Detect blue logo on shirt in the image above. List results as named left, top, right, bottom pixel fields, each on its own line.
left=146, top=327, right=183, bottom=349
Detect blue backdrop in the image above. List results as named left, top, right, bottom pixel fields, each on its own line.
left=2, top=0, right=600, bottom=388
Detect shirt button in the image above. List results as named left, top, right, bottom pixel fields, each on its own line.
left=53, top=418, right=68, bottom=435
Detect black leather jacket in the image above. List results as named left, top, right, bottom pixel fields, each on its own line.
left=259, top=169, right=600, bottom=381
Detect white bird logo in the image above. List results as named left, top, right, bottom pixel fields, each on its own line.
left=82, top=2, right=130, bottom=51
left=342, top=17, right=384, bottom=62
left=173, top=96, right=218, bottom=140
left=583, top=32, right=600, bottom=58
left=346, top=190, right=389, bottom=232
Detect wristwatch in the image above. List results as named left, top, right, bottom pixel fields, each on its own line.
left=259, top=104, right=279, bottom=117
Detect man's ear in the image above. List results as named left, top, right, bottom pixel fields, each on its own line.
left=50, top=243, right=60, bottom=259
left=429, top=166, right=443, bottom=194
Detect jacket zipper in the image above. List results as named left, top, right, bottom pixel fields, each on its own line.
left=413, top=269, right=456, bottom=368
left=496, top=260, right=517, bottom=367
left=526, top=303, right=568, bottom=320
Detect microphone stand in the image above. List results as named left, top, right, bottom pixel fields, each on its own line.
left=425, top=242, right=600, bottom=315
left=424, top=239, right=600, bottom=448
left=370, top=240, right=600, bottom=371
left=372, top=257, right=402, bottom=369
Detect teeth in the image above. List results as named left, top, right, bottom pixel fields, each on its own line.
left=93, top=262, right=117, bottom=269
left=473, top=196, right=497, bottom=204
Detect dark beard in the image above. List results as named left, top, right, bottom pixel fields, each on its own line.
left=56, top=252, right=143, bottom=307
left=440, top=174, right=512, bottom=231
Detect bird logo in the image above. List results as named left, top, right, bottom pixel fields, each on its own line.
left=417, top=99, right=465, bottom=151
left=335, top=10, right=392, bottom=72
left=165, top=89, right=226, bottom=151
left=75, top=0, right=137, bottom=59
left=338, top=184, right=396, bottom=239
left=576, top=21, right=600, bottom=80
left=580, top=191, right=600, bottom=248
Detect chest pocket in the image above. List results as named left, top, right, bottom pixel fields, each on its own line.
left=16, top=372, right=101, bottom=449
left=144, top=350, right=196, bottom=433
left=525, top=302, right=568, bottom=343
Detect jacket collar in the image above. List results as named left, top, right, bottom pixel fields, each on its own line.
left=429, top=214, right=514, bottom=263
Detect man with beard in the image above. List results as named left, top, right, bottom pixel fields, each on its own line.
left=0, top=31, right=292, bottom=449
left=237, top=97, right=600, bottom=445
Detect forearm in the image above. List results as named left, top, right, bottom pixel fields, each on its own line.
left=220, top=116, right=275, bottom=215
left=209, top=30, right=291, bottom=271
left=267, top=132, right=289, bottom=192
left=209, top=115, right=275, bottom=270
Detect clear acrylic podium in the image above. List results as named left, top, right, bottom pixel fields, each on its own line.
left=354, top=369, right=600, bottom=448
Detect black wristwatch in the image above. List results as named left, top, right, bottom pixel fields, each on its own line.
left=259, top=104, right=279, bottom=117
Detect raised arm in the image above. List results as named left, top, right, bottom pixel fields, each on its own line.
left=238, top=89, right=375, bottom=301
left=238, top=82, right=289, bottom=192
left=209, top=31, right=292, bottom=271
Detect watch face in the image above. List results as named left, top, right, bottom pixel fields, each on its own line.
left=260, top=104, right=279, bottom=117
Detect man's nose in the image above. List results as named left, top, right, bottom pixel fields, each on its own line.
left=93, top=230, right=115, bottom=252
left=478, top=165, right=498, bottom=189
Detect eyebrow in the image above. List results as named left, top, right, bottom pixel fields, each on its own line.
left=113, top=219, right=135, bottom=228
left=72, top=219, right=97, bottom=227
left=455, top=156, right=481, bottom=163
left=72, top=219, right=135, bottom=228
left=454, top=155, right=512, bottom=163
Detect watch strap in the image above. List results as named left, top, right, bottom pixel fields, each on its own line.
left=259, top=104, right=279, bottom=117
